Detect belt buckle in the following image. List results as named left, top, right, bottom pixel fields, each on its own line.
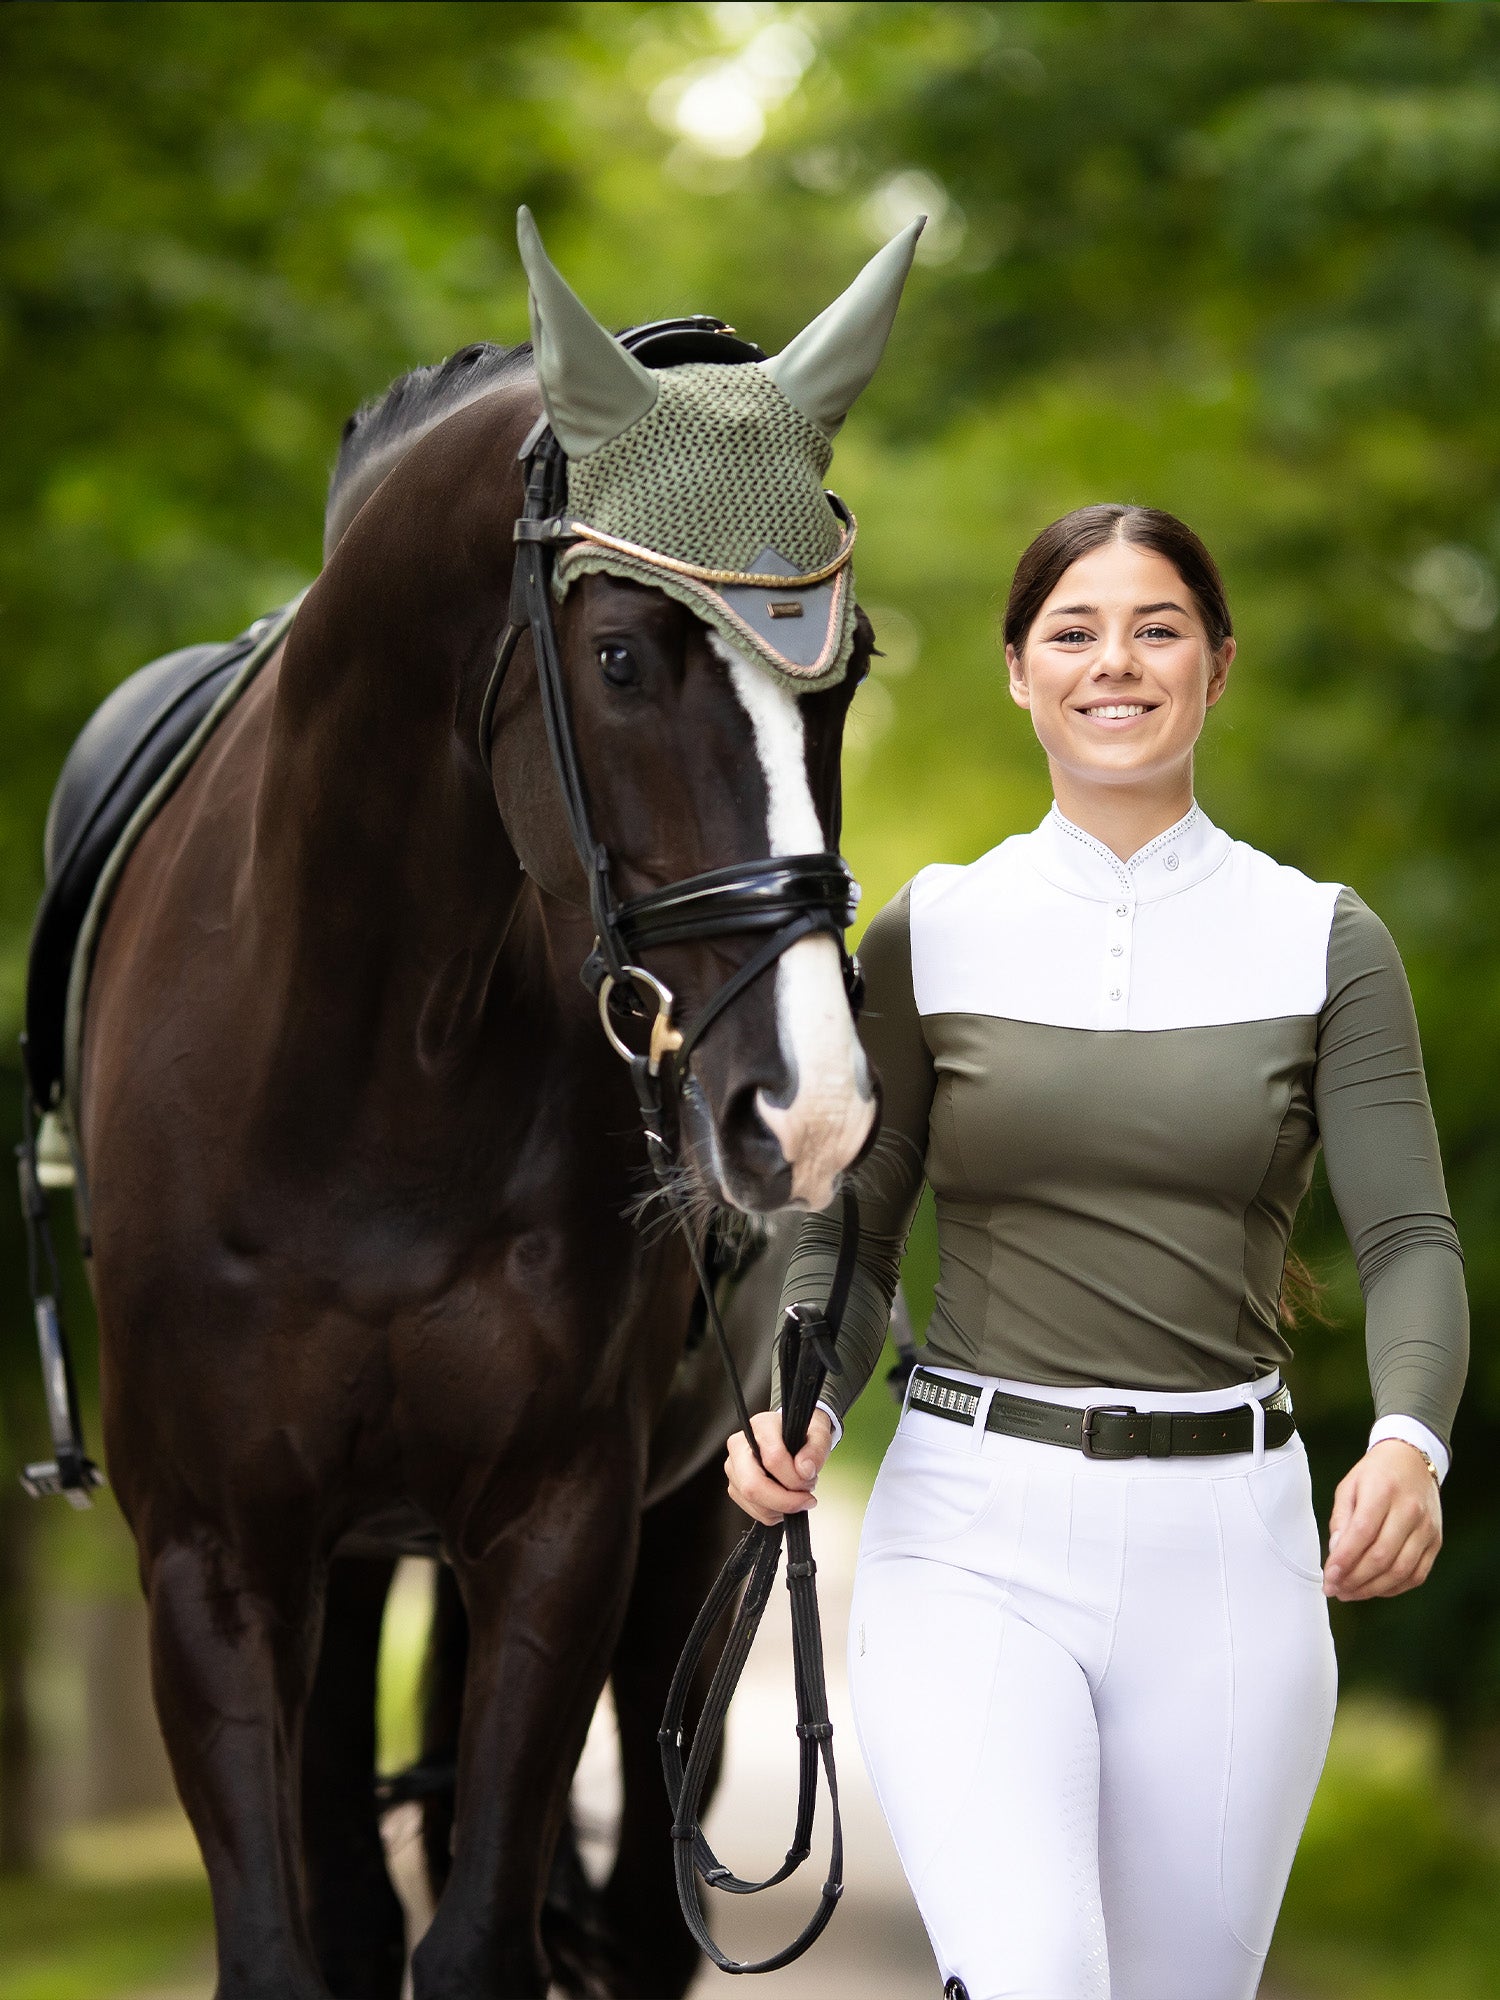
left=1080, top=1404, right=1137, bottom=1459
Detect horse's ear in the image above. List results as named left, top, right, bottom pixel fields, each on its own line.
left=762, top=218, right=925, bottom=438
left=516, top=206, right=658, bottom=458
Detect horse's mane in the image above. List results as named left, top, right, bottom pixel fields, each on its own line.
left=324, top=340, right=535, bottom=558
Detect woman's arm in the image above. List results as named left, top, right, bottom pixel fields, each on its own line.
left=1313, top=888, right=1468, bottom=1599
left=727, top=880, right=935, bottom=1523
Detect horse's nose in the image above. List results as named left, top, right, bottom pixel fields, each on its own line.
left=717, top=1077, right=795, bottom=1211
left=756, top=1071, right=875, bottom=1213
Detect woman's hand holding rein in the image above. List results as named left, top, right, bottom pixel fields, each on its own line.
left=726, top=1408, right=835, bottom=1526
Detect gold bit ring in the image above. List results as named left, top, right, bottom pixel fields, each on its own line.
left=597, top=967, right=685, bottom=1076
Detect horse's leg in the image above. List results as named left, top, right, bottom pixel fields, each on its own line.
left=144, top=1522, right=329, bottom=2000
left=419, top=1563, right=468, bottom=1903
left=597, top=1453, right=741, bottom=1999
left=302, top=1554, right=406, bottom=2000
left=415, top=1573, right=602, bottom=1993
left=411, top=1455, right=640, bottom=2000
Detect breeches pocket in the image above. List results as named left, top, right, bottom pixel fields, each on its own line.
left=857, top=1424, right=1008, bottom=1559
left=1240, top=1441, right=1325, bottom=1583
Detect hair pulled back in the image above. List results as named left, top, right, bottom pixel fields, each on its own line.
left=1003, top=504, right=1232, bottom=655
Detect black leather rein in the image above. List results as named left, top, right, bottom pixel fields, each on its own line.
left=477, top=319, right=863, bottom=1975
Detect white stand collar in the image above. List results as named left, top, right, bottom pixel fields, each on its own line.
left=1029, top=800, right=1231, bottom=905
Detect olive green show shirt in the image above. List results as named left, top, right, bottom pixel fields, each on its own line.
left=781, top=804, right=1468, bottom=1469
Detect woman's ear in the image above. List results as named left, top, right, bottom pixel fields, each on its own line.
left=1005, top=641, right=1032, bottom=710
left=1206, top=635, right=1236, bottom=708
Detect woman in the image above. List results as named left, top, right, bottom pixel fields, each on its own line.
left=725, top=505, right=1469, bottom=2000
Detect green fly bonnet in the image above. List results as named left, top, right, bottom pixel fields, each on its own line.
left=517, top=207, right=922, bottom=689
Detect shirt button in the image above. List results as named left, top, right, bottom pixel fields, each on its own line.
left=1114, top=905, right=1128, bottom=918
left=1109, top=987, right=1122, bottom=1001
left=1110, top=945, right=1123, bottom=957
left=1164, top=852, right=1180, bottom=872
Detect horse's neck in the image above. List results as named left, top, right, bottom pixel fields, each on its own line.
left=250, top=390, right=550, bottom=1095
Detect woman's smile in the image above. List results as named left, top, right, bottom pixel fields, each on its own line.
left=1006, top=539, right=1234, bottom=834
left=1073, top=697, right=1160, bottom=727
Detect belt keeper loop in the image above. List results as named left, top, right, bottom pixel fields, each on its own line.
left=972, top=1383, right=995, bottom=1453
left=900, top=1365, right=919, bottom=1423
left=1244, top=1387, right=1267, bottom=1466
left=1148, top=1409, right=1173, bottom=1458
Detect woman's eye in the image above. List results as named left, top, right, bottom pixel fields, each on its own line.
left=598, top=644, right=639, bottom=688
left=1051, top=628, right=1092, bottom=646
left=1139, top=625, right=1179, bottom=641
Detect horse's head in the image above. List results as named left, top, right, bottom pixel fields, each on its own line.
left=487, top=213, right=922, bottom=1215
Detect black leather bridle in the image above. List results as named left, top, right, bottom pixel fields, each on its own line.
left=477, top=319, right=864, bottom=1053
left=477, top=318, right=862, bottom=1973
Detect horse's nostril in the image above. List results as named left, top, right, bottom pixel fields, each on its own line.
left=719, top=1081, right=793, bottom=1195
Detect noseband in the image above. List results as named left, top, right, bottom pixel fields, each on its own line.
left=477, top=319, right=861, bottom=1973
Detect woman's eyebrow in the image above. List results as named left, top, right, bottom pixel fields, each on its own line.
left=1042, top=599, right=1189, bottom=620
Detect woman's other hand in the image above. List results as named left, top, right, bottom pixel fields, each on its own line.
left=725, top=1408, right=835, bottom=1526
left=1323, top=1439, right=1442, bottom=1600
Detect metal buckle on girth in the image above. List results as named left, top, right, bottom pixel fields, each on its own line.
left=597, top=966, right=683, bottom=1076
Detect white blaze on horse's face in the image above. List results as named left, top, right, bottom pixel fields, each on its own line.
left=712, top=636, right=875, bottom=1210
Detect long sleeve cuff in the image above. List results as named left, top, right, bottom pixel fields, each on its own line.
left=1368, top=1414, right=1450, bottom=1484
left=771, top=1395, right=843, bottom=1447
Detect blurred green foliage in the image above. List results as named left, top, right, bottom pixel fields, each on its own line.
left=0, top=1870, right=210, bottom=2000
left=1270, top=1700, right=1500, bottom=1996
left=1, top=0, right=1498, bottom=1831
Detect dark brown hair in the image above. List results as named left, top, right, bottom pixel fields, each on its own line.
left=1003, top=504, right=1233, bottom=655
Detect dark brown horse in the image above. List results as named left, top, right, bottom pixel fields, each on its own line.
left=72, top=220, right=915, bottom=1998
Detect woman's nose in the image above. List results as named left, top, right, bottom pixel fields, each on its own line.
left=1092, top=628, right=1138, bottom=676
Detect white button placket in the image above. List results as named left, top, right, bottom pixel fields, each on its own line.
left=1101, top=877, right=1135, bottom=1027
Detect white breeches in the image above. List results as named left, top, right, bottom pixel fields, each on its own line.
left=847, top=1365, right=1339, bottom=2000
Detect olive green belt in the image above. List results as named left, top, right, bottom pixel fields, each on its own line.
left=907, top=1367, right=1297, bottom=1460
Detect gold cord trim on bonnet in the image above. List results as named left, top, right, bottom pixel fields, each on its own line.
left=558, top=510, right=857, bottom=589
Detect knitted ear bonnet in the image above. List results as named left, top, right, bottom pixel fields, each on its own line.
left=516, top=208, right=922, bottom=690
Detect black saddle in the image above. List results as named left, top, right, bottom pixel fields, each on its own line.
left=22, top=610, right=287, bottom=1112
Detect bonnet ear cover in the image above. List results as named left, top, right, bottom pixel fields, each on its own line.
left=761, top=218, right=926, bottom=439
left=517, top=208, right=924, bottom=688
left=517, top=206, right=659, bottom=458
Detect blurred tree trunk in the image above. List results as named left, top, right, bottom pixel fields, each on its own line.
left=0, top=1480, right=39, bottom=1874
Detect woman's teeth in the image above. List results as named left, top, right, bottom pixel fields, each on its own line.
left=1082, top=703, right=1150, bottom=719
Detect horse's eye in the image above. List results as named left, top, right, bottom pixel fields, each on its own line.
left=598, top=644, right=639, bottom=688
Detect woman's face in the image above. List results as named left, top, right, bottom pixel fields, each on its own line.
left=1005, top=538, right=1234, bottom=792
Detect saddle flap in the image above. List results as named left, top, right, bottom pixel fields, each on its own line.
left=23, top=610, right=291, bottom=1113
